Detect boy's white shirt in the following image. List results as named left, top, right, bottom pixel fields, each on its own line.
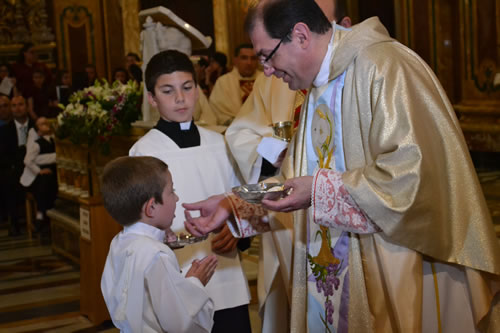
left=20, top=129, right=56, bottom=187
left=129, top=125, right=251, bottom=311
left=101, top=222, right=214, bottom=333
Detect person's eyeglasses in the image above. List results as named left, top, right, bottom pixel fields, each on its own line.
left=261, top=30, right=291, bottom=65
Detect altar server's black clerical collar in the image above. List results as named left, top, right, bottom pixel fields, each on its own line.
left=155, top=118, right=200, bottom=148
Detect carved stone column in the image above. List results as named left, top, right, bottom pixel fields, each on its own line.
left=212, top=0, right=231, bottom=58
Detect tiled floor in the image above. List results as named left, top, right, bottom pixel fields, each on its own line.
left=0, top=222, right=262, bottom=332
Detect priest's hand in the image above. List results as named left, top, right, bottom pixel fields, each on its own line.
left=262, top=176, right=313, bottom=212
left=211, top=224, right=238, bottom=254
left=183, top=194, right=233, bottom=236
left=186, top=255, right=218, bottom=286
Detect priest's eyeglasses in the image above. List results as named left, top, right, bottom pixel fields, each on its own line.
left=260, top=30, right=291, bottom=65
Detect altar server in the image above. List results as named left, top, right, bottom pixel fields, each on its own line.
left=129, top=50, right=251, bottom=333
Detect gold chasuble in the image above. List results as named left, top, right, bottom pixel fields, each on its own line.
left=281, top=17, right=500, bottom=332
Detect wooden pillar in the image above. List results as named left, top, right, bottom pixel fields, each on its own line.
left=79, top=197, right=122, bottom=325
left=52, top=0, right=125, bottom=81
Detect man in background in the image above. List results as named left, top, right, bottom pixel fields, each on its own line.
left=209, top=44, right=261, bottom=126
left=0, top=96, right=34, bottom=236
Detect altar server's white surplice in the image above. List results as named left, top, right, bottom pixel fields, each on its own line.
left=129, top=126, right=250, bottom=311
left=101, top=222, right=214, bottom=333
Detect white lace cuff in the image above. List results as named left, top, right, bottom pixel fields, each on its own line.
left=312, top=168, right=381, bottom=234
left=225, top=193, right=270, bottom=238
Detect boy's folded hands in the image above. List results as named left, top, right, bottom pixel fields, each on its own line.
left=186, top=255, right=218, bottom=286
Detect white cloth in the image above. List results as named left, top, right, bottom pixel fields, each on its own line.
left=129, top=126, right=250, bottom=311
left=101, top=222, right=214, bottom=333
left=20, top=132, right=56, bottom=187
left=0, top=77, right=13, bottom=96
left=209, top=68, right=262, bottom=126
left=256, top=137, right=288, bottom=166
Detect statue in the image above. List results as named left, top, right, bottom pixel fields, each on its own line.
left=156, top=24, right=192, bottom=56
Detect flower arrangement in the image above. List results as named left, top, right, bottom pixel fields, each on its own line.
left=56, top=80, right=142, bottom=154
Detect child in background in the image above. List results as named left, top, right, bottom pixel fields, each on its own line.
left=113, top=67, right=129, bottom=85
left=129, top=50, right=252, bottom=333
left=55, top=70, right=73, bottom=106
left=20, top=117, right=57, bottom=231
left=27, top=69, right=59, bottom=119
left=100, top=156, right=218, bottom=333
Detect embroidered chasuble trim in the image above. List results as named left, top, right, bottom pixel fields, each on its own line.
left=312, top=169, right=381, bottom=234
left=225, top=194, right=270, bottom=238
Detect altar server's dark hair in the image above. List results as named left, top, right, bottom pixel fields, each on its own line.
left=145, top=50, right=196, bottom=94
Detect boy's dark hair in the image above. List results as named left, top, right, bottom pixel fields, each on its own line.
left=198, top=57, right=209, bottom=68
left=145, top=50, right=196, bottom=94
left=18, top=43, right=34, bottom=63
left=56, top=69, right=69, bottom=85
left=0, top=63, right=12, bottom=76
left=234, top=43, right=254, bottom=57
left=113, top=67, right=129, bottom=81
left=127, top=52, right=141, bottom=62
left=101, top=156, right=169, bottom=226
left=129, top=64, right=143, bottom=83
left=33, top=69, right=45, bottom=77
left=212, top=52, right=227, bottom=69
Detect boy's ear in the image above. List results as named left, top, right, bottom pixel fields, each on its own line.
left=143, top=197, right=157, bottom=218
left=147, top=92, right=158, bottom=108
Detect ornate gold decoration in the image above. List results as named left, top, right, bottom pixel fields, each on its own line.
left=0, top=0, right=54, bottom=45
left=59, top=6, right=94, bottom=71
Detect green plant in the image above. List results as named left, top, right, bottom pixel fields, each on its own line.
left=56, top=80, right=142, bottom=154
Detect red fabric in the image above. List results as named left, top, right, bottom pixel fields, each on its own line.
left=239, top=80, right=256, bottom=104
left=293, top=89, right=308, bottom=129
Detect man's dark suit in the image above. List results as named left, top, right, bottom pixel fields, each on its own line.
left=0, top=119, right=34, bottom=235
